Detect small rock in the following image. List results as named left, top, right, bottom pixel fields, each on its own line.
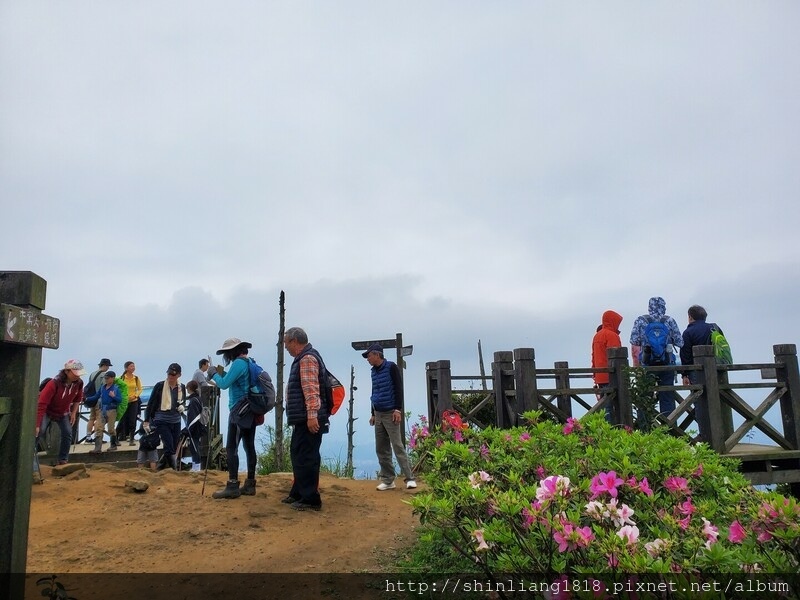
left=52, top=463, right=87, bottom=477
left=125, top=479, right=150, bottom=493
left=65, top=470, right=89, bottom=481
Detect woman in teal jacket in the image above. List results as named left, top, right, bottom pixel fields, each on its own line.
left=210, top=337, right=257, bottom=499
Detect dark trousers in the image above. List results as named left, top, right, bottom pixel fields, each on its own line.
left=155, top=420, right=181, bottom=458
left=117, top=399, right=140, bottom=439
left=37, top=413, right=72, bottom=463
left=226, top=421, right=256, bottom=481
left=289, top=422, right=323, bottom=506
left=656, top=369, right=676, bottom=415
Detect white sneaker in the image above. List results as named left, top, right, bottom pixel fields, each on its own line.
left=376, top=482, right=396, bottom=491
left=406, top=480, right=417, bottom=489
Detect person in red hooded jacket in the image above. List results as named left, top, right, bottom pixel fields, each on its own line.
left=591, top=310, right=623, bottom=422
left=36, top=359, right=86, bottom=464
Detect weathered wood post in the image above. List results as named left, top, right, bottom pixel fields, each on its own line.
left=554, top=361, right=572, bottom=419
left=694, top=345, right=727, bottom=451
left=774, top=345, right=800, bottom=447
left=493, top=351, right=515, bottom=428
left=773, top=344, right=800, bottom=498
left=607, top=347, right=633, bottom=427
left=513, top=348, right=538, bottom=417
left=425, top=360, right=451, bottom=429
left=0, top=272, right=59, bottom=597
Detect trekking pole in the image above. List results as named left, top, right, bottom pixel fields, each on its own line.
left=33, top=441, right=44, bottom=484
left=201, top=386, right=220, bottom=496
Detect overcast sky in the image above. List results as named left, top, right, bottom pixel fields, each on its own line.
left=2, top=2, right=799, bottom=474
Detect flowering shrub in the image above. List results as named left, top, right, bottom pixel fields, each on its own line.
left=409, top=412, right=800, bottom=581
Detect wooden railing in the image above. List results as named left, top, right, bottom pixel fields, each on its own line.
left=426, top=344, right=800, bottom=490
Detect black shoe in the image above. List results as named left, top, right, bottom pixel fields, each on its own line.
left=241, top=478, right=257, bottom=496
left=281, top=496, right=299, bottom=504
left=212, top=480, right=241, bottom=500
left=290, top=501, right=321, bottom=512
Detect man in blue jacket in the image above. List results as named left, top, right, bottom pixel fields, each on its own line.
left=363, top=344, right=416, bottom=491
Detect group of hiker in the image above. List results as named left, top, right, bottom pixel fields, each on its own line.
left=35, top=357, right=209, bottom=471
left=591, top=296, right=731, bottom=427
left=34, top=326, right=418, bottom=511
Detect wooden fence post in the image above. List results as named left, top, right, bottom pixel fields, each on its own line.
left=513, top=348, right=538, bottom=416
left=0, top=272, right=50, bottom=596
left=607, top=347, right=633, bottom=427
left=493, top=351, right=515, bottom=428
left=773, top=344, right=800, bottom=451
left=694, top=345, right=726, bottom=451
left=554, top=361, right=572, bottom=419
left=426, top=360, right=451, bottom=429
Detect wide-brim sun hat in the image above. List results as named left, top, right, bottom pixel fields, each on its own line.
left=216, top=337, right=253, bottom=355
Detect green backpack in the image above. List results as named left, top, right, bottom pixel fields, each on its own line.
left=114, top=377, right=129, bottom=420
left=710, top=324, right=733, bottom=365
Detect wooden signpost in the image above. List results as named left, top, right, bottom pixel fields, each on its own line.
left=0, top=272, right=58, bottom=599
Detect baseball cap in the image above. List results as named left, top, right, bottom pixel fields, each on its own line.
left=167, top=363, right=182, bottom=375
left=64, top=359, right=86, bottom=377
left=361, top=343, right=384, bottom=358
left=104, top=371, right=116, bottom=379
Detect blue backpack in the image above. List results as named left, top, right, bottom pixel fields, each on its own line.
left=243, top=357, right=276, bottom=416
left=640, top=317, right=674, bottom=366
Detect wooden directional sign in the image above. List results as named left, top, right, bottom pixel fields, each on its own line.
left=351, top=338, right=399, bottom=351
left=401, top=345, right=414, bottom=357
left=1, top=303, right=60, bottom=349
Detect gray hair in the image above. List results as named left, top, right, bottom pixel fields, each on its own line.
left=285, top=327, right=308, bottom=345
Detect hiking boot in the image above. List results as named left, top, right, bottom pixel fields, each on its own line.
left=90, top=439, right=103, bottom=454
left=290, top=501, right=321, bottom=512
left=406, top=480, right=417, bottom=489
left=376, top=481, right=396, bottom=491
left=212, top=480, right=241, bottom=500
left=108, top=435, right=118, bottom=451
left=281, top=495, right=299, bottom=504
left=241, top=478, right=257, bottom=496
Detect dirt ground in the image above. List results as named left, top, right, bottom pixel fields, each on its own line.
left=26, top=463, right=422, bottom=598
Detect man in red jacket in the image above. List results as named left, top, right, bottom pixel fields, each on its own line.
left=36, top=359, right=86, bottom=464
left=592, top=311, right=623, bottom=422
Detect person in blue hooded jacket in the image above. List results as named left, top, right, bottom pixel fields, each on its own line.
left=629, top=296, right=683, bottom=417
left=209, top=337, right=258, bottom=499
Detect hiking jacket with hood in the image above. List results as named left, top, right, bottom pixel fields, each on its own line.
left=629, top=297, right=684, bottom=350
left=592, top=310, right=623, bottom=385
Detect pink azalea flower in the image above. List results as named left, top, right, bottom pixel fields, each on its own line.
left=617, top=525, right=639, bottom=545
left=664, top=476, right=690, bottom=496
left=521, top=507, right=534, bottom=529
left=536, top=475, right=571, bottom=502
left=453, top=430, right=464, bottom=442
left=553, top=522, right=594, bottom=553
left=692, top=463, right=704, bottom=477
left=472, top=529, right=489, bottom=552
left=728, top=520, right=747, bottom=544
left=638, top=477, right=654, bottom=497
left=479, top=444, right=490, bottom=459
left=677, top=515, right=691, bottom=530
left=585, top=500, right=605, bottom=520
left=645, top=538, right=667, bottom=557
left=468, top=470, right=492, bottom=489
left=535, top=465, right=547, bottom=480
left=607, top=553, right=619, bottom=568
left=589, top=471, right=624, bottom=499
left=677, top=498, right=696, bottom=516
left=702, top=518, right=719, bottom=548
left=562, top=417, right=581, bottom=435
left=519, top=432, right=531, bottom=442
